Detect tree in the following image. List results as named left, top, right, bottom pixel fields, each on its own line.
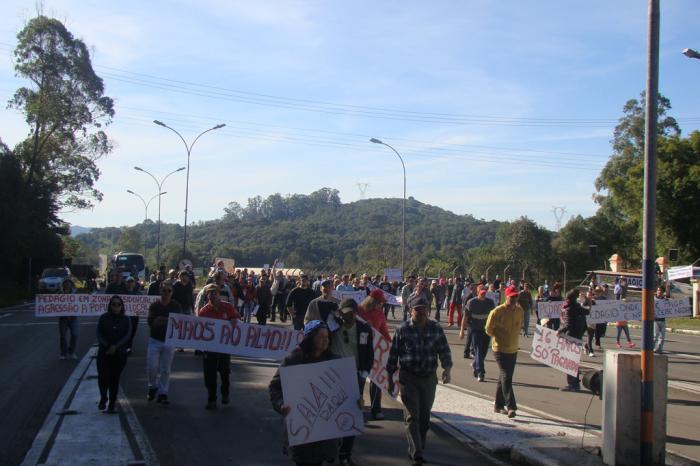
left=9, top=15, right=114, bottom=211
left=594, top=93, right=700, bottom=261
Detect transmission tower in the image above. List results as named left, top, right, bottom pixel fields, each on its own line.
left=357, top=182, right=369, bottom=199
left=552, top=206, right=567, bottom=231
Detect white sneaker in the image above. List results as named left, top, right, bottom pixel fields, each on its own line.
left=588, top=352, right=595, bottom=357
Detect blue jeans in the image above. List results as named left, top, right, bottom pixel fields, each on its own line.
left=470, top=330, right=490, bottom=376
left=522, top=309, right=531, bottom=335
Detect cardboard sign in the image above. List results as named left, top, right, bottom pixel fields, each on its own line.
left=530, top=325, right=583, bottom=377
left=280, top=357, right=364, bottom=447
left=585, top=298, right=691, bottom=324
left=332, top=290, right=367, bottom=304
left=368, top=326, right=400, bottom=397
left=536, top=301, right=563, bottom=320
left=35, top=294, right=158, bottom=317
left=164, top=313, right=303, bottom=360
left=667, top=266, right=700, bottom=281
left=384, top=268, right=403, bottom=283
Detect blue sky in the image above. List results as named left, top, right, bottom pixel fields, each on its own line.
left=1, top=1, right=699, bottom=231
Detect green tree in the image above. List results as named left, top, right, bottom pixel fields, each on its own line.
left=115, top=228, right=142, bottom=255
left=9, top=15, right=114, bottom=211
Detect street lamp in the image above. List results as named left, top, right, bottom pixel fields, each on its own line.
left=370, top=138, right=406, bottom=275
left=126, top=189, right=165, bottom=259
left=682, top=48, right=700, bottom=59
left=153, top=120, right=226, bottom=259
left=134, top=166, right=185, bottom=267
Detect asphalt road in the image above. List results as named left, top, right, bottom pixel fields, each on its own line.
left=0, top=303, right=505, bottom=466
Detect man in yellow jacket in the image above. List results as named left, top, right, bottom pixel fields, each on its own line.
left=485, top=285, right=523, bottom=418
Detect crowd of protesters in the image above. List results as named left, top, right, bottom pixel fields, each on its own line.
left=48, top=259, right=677, bottom=466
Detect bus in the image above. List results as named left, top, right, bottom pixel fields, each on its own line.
left=111, top=252, right=146, bottom=283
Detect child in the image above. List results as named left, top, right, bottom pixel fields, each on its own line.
left=615, top=320, right=635, bottom=348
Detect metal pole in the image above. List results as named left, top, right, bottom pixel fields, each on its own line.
left=562, top=260, right=567, bottom=292
left=641, top=1, right=660, bottom=463
left=154, top=121, right=225, bottom=260
left=370, top=138, right=406, bottom=275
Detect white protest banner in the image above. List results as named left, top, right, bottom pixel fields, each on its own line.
left=280, top=357, right=364, bottom=447
left=486, top=291, right=500, bottom=306
left=366, top=283, right=400, bottom=306
left=585, top=298, right=691, bottom=324
left=531, top=325, right=583, bottom=377
left=667, top=266, right=700, bottom=281
left=332, top=290, right=367, bottom=304
left=35, top=294, right=158, bottom=317
left=164, top=313, right=303, bottom=360
left=384, top=268, right=403, bottom=283
left=536, top=301, right=563, bottom=320
left=367, top=326, right=400, bottom=397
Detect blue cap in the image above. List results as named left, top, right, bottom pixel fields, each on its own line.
left=303, top=320, right=328, bottom=337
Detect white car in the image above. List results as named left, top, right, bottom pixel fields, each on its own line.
left=38, top=267, right=71, bottom=293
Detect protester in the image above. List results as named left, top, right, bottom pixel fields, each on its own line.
left=379, top=275, right=394, bottom=319
left=106, top=272, right=128, bottom=295
left=386, top=294, right=452, bottom=466
left=460, top=287, right=495, bottom=382
left=304, top=279, right=340, bottom=328
left=146, top=281, right=183, bottom=404
left=447, top=277, right=463, bottom=327
left=96, top=295, right=132, bottom=412
left=255, top=274, right=273, bottom=325
left=545, top=282, right=563, bottom=330
left=517, top=283, right=533, bottom=337
left=615, top=320, right=635, bottom=348
left=330, top=299, right=373, bottom=466
left=198, top=284, right=239, bottom=409
left=147, top=271, right=165, bottom=296
left=485, top=285, right=523, bottom=418
left=286, top=275, right=316, bottom=330
left=123, top=276, right=140, bottom=354
left=172, top=271, right=194, bottom=314
left=654, top=286, right=667, bottom=354
left=359, top=291, right=390, bottom=419
left=400, top=276, right=416, bottom=321
left=58, top=279, right=79, bottom=360
left=336, top=274, right=354, bottom=292
left=557, top=289, right=589, bottom=391
left=269, top=320, right=342, bottom=466
left=241, top=277, right=258, bottom=324
left=271, top=270, right=289, bottom=322
left=430, top=279, right=445, bottom=322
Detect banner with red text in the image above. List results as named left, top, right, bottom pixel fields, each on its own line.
left=530, top=325, right=583, bottom=377
left=35, top=294, right=158, bottom=317
left=164, top=313, right=303, bottom=360
left=368, top=326, right=400, bottom=397
left=366, top=283, right=400, bottom=306
left=536, top=298, right=691, bottom=323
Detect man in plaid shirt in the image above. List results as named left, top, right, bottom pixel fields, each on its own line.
left=386, top=294, right=452, bottom=466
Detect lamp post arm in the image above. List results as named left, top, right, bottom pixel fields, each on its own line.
left=190, top=126, right=221, bottom=154
left=161, top=167, right=185, bottom=188
left=160, top=123, right=191, bottom=156
left=137, top=168, right=160, bottom=191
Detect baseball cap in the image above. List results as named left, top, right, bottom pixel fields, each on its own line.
left=303, top=320, right=328, bottom=337
left=339, top=298, right=358, bottom=314
left=407, top=294, right=430, bottom=309
left=505, top=286, right=519, bottom=298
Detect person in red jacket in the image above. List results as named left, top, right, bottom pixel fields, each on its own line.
left=359, top=289, right=389, bottom=420
left=198, top=283, right=240, bottom=409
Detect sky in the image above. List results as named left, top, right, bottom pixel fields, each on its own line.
left=1, top=1, right=699, bottom=232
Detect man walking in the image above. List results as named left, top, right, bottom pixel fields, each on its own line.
left=198, top=284, right=239, bottom=409
left=285, top=275, right=316, bottom=330
left=460, top=287, right=495, bottom=382
left=304, top=279, right=340, bottom=330
left=330, top=299, right=374, bottom=466
left=386, top=294, right=452, bottom=465
left=485, top=285, right=523, bottom=418
left=400, top=276, right=416, bottom=322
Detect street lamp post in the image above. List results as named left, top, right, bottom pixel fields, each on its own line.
left=153, top=120, right=226, bottom=259
left=134, top=166, right=185, bottom=267
left=126, top=189, right=165, bottom=259
left=370, top=138, right=406, bottom=275
left=682, top=48, right=700, bottom=59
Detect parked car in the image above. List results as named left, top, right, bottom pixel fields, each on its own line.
left=38, top=267, right=71, bottom=293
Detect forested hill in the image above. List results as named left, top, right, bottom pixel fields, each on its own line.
left=75, top=188, right=504, bottom=272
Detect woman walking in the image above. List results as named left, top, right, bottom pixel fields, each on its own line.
left=58, top=279, right=79, bottom=360
left=96, top=295, right=132, bottom=412
left=359, top=291, right=390, bottom=420
left=269, top=320, right=341, bottom=466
